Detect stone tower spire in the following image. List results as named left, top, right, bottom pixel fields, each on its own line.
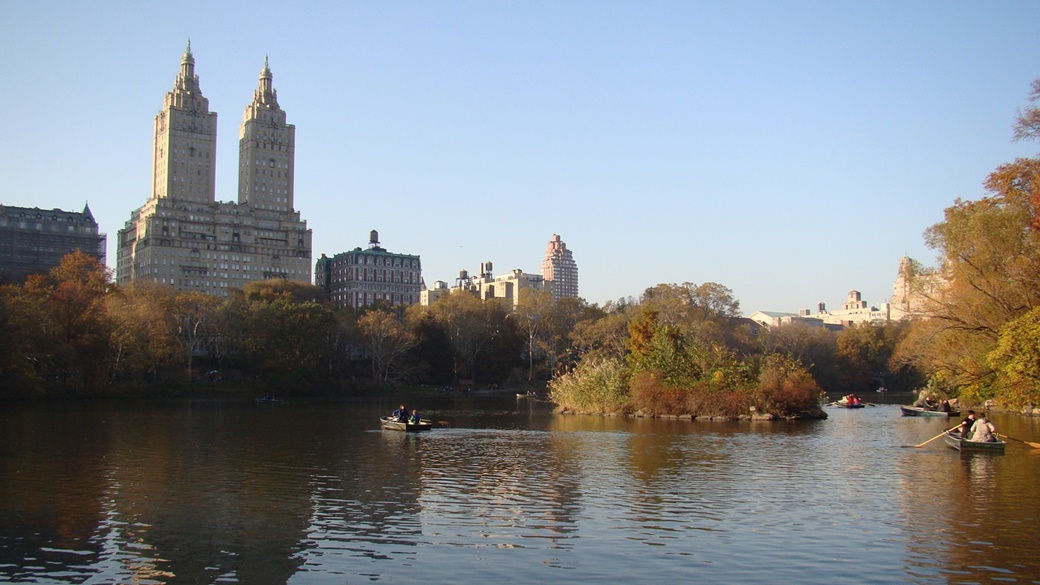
left=151, top=42, right=217, bottom=203
left=238, top=56, right=295, bottom=212
left=174, top=39, right=201, bottom=96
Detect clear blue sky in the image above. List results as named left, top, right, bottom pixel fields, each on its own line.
left=3, top=1, right=1039, bottom=315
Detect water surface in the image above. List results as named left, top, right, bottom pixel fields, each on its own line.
left=1, top=397, right=1038, bottom=584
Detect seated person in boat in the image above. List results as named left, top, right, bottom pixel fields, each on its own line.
left=410, top=409, right=421, bottom=425
left=913, top=391, right=933, bottom=409
left=969, top=413, right=997, bottom=442
left=844, top=394, right=861, bottom=405
left=958, top=410, right=976, bottom=439
left=939, top=399, right=951, bottom=413
left=392, top=404, right=409, bottom=422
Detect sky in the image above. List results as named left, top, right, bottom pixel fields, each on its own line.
left=3, top=1, right=1040, bottom=315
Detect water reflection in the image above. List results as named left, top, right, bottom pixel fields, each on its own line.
left=1, top=400, right=1038, bottom=583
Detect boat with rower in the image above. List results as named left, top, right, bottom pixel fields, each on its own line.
left=943, top=429, right=1006, bottom=453
left=380, top=416, right=433, bottom=432
left=900, top=405, right=960, bottom=418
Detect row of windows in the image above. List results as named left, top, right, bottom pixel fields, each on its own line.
left=329, top=267, right=418, bottom=284
left=327, top=255, right=419, bottom=268
left=0, top=222, right=98, bottom=233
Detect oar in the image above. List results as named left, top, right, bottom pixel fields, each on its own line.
left=904, top=425, right=958, bottom=448
left=998, top=434, right=1040, bottom=449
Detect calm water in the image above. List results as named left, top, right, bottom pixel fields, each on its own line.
left=1, top=396, right=1038, bottom=584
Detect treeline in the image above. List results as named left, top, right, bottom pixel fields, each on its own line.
left=0, top=250, right=920, bottom=416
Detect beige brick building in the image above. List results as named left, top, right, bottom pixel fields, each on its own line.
left=116, top=43, right=311, bottom=296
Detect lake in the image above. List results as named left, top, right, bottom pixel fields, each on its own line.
left=1, top=395, right=1038, bottom=584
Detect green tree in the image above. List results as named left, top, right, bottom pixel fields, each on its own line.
left=988, top=306, right=1040, bottom=408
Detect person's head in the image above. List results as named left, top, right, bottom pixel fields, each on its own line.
left=978, top=412, right=988, bottom=421
left=967, top=410, right=975, bottom=417
left=412, top=409, right=417, bottom=414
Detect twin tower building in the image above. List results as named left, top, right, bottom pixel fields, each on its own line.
left=117, top=44, right=578, bottom=305
left=116, top=42, right=311, bottom=295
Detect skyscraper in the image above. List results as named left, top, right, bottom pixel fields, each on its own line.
left=540, top=234, right=578, bottom=299
left=116, top=43, right=312, bottom=296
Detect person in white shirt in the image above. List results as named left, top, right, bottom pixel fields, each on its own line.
left=969, top=413, right=997, bottom=442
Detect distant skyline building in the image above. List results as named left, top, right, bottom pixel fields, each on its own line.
left=116, top=42, right=312, bottom=296
left=423, top=261, right=547, bottom=307
left=541, top=234, right=578, bottom=299
left=0, top=203, right=107, bottom=284
left=315, top=230, right=422, bottom=309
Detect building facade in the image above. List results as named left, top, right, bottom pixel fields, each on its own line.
left=540, top=234, right=578, bottom=299
left=0, top=204, right=107, bottom=284
left=424, top=261, right=547, bottom=307
left=116, top=43, right=311, bottom=296
left=315, top=231, right=422, bottom=309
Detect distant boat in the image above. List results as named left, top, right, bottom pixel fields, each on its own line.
left=255, top=396, right=283, bottom=404
left=831, top=401, right=866, bottom=409
left=380, top=416, right=433, bottom=432
left=516, top=391, right=538, bottom=398
left=900, top=405, right=959, bottom=418
left=944, top=429, right=1006, bottom=453
left=876, top=386, right=888, bottom=393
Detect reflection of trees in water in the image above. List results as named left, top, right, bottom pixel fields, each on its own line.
left=0, top=405, right=109, bottom=583
left=416, top=430, right=583, bottom=548
left=303, top=430, right=426, bottom=562
left=95, top=404, right=315, bottom=584
left=898, top=446, right=1040, bottom=582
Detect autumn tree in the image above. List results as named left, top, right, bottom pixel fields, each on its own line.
left=106, top=281, right=182, bottom=383
left=901, top=79, right=1040, bottom=403
left=513, top=288, right=553, bottom=380
left=358, top=309, right=417, bottom=382
left=569, top=302, right=631, bottom=363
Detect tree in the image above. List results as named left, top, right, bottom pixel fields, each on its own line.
left=988, top=306, right=1040, bottom=408
left=513, top=288, right=553, bottom=380
left=231, top=282, right=338, bottom=387
left=36, top=251, right=113, bottom=394
left=569, top=304, right=630, bottom=363
left=167, top=291, right=221, bottom=384
left=901, top=79, right=1040, bottom=402
left=425, top=292, right=489, bottom=382
left=107, top=281, right=182, bottom=383
left=358, top=309, right=417, bottom=382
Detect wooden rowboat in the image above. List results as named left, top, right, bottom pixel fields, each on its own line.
left=830, top=401, right=866, bottom=408
left=944, top=430, right=1006, bottom=453
left=380, top=416, right=433, bottom=432
left=900, top=405, right=960, bottom=418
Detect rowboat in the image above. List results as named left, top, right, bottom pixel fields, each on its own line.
left=829, top=400, right=866, bottom=408
left=944, top=430, right=1006, bottom=453
left=900, top=405, right=960, bottom=418
left=380, top=416, right=433, bottom=432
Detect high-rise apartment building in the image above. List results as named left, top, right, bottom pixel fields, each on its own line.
left=540, top=234, right=578, bottom=299
left=116, top=43, right=311, bottom=296
left=315, top=231, right=422, bottom=309
left=0, top=204, right=107, bottom=284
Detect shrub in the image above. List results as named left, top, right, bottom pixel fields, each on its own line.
left=549, top=357, right=631, bottom=414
